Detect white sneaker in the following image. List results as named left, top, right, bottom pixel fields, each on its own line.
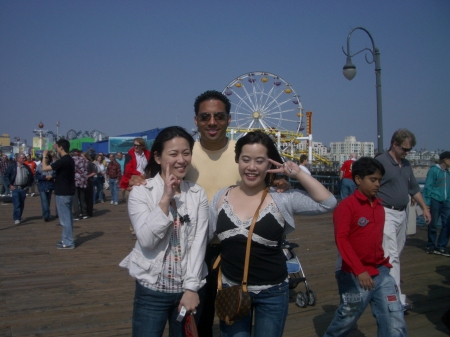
left=110, top=201, right=114, bottom=204
left=30, top=193, right=35, bottom=197
left=14, top=220, right=20, bottom=225
left=114, top=202, right=118, bottom=205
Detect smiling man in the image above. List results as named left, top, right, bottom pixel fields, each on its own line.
left=376, top=129, right=431, bottom=311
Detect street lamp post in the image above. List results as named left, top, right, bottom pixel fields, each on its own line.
left=342, top=27, right=383, bottom=153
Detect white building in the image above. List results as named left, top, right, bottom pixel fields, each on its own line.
left=297, top=140, right=328, bottom=156
left=330, top=136, right=374, bottom=165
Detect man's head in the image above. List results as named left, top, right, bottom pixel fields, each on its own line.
left=55, top=139, right=70, bottom=155
left=439, top=151, right=450, bottom=168
left=1, top=155, right=7, bottom=161
left=350, top=153, right=357, bottom=160
left=300, top=154, right=308, bottom=165
left=116, top=152, right=123, bottom=160
left=17, top=154, right=26, bottom=165
left=72, top=148, right=81, bottom=156
left=109, top=154, right=116, bottom=162
left=133, top=138, right=146, bottom=155
left=352, top=157, right=385, bottom=199
left=194, top=90, right=231, bottom=150
left=389, top=129, right=416, bottom=160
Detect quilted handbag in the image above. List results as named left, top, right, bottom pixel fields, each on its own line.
left=214, top=187, right=269, bottom=325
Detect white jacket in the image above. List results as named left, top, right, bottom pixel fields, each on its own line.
left=119, top=173, right=208, bottom=292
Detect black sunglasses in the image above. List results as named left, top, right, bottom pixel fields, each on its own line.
left=401, top=146, right=412, bottom=152
left=197, top=112, right=229, bottom=122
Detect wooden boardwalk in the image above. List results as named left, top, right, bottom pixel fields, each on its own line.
left=1, top=196, right=449, bottom=336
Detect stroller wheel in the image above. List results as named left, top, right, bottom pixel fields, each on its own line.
left=295, top=292, right=307, bottom=308
left=306, top=289, right=317, bottom=306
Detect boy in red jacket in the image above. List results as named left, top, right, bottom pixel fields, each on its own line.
left=324, top=157, right=406, bottom=337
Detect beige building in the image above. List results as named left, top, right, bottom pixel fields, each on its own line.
left=0, top=134, right=10, bottom=147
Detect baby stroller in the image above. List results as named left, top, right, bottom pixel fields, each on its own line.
left=282, top=239, right=317, bottom=308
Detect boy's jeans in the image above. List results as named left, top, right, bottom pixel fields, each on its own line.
left=324, top=266, right=406, bottom=337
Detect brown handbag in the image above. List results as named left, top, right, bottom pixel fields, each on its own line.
left=214, top=187, right=269, bottom=325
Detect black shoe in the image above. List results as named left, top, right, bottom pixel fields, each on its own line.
left=435, top=249, right=450, bottom=257
left=426, top=247, right=435, bottom=254
left=44, top=218, right=50, bottom=222
left=403, top=303, right=413, bottom=312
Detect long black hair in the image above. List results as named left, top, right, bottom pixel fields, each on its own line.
left=148, top=126, right=195, bottom=178
left=235, top=131, right=284, bottom=186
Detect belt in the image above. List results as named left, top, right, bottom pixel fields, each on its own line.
left=383, top=205, right=406, bottom=212
left=14, top=185, right=26, bottom=189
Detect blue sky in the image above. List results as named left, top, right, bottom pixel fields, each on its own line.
left=1, top=1, right=449, bottom=151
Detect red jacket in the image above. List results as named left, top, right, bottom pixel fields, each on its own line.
left=119, top=147, right=151, bottom=189
left=334, top=189, right=391, bottom=277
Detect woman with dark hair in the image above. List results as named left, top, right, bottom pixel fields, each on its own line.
left=120, top=126, right=208, bottom=337
left=35, top=154, right=55, bottom=221
left=82, top=152, right=96, bottom=217
left=209, top=131, right=337, bottom=337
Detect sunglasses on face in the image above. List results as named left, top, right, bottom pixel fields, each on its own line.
left=401, top=146, right=412, bottom=152
left=134, top=144, right=141, bottom=147
left=197, top=112, right=229, bottom=122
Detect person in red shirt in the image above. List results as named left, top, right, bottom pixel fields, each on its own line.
left=339, top=153, right=357, bottom=199
left=24, top=155, right=37, bottom=197
left=324, top=157, right=407, bottom=337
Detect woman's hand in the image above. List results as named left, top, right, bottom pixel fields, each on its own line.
left=162, top=163, right=180, bottom=200
left=267, top=159, right=332, bottom=201
left=159, top=163, right=181, bottom=216
left=267, top=159, right=300, bottom=179
left=178, top=289, right=199, bottom=314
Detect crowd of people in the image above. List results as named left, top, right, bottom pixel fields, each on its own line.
left=1, top=89, right=448, bottom=337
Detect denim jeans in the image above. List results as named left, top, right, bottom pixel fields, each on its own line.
left=56, top=195, right=74, bottom=246
left=220, top=282, right=289, bottom=337
left=340, top=178, right=356, bottom=200
left=12, top=188, right=26, bottom=221
left=132, top=281, right=205, bottom=337
left=428, top=198, right=450, bottom=250
left=109, top=178, right=118, bottom=203
left=324, top=266, right=406, bottom=337
left=39, top=190, right=53, bottom=219
left=93, top=177, right=104, bottom=202
left=0, top=175, right=10, bottom=195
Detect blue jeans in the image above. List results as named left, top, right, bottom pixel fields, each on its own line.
left=428, top=198, right=450, bottom=250
left=340, top=178, right=356, bottom=200
left=1, top=176, right=10, bottom=195
left=133, top=281, right=205, bottom=337
left=93, top=177, right=104, bottom=202
left=39, top=190, right=53, bottom=219
left=12, top=188, right=26, bottom=221
left=220, top=282, right=289, bottom=337
left=324, top=266, right=406, bottom=337
left=109, top=178, right=118, bottom=203
left=56, top=195, right=74, bottom=246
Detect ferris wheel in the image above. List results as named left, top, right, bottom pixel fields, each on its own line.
left=222, top=72, right=304, bottom=137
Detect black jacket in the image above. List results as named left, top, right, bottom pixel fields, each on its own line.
left=4, top=163, right=34, bottom=189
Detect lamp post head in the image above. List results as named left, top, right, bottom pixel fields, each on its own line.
left=343, top=57, right=356, bottom=80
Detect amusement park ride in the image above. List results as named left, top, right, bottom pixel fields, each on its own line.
left=222, top=72, right=331, bottom=166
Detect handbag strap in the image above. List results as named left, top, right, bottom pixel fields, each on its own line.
left=242, top=187, right=269, bottom=292
left=215, top=187, right=269, bottom=292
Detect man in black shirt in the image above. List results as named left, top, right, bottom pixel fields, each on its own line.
left=42, top=139, right=76, bottom=249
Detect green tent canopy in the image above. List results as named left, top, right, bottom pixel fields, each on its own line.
left=70, top=137, right=95, bottom=151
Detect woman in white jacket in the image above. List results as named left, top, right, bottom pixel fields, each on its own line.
left=120, top=126, right=208, bottom=337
